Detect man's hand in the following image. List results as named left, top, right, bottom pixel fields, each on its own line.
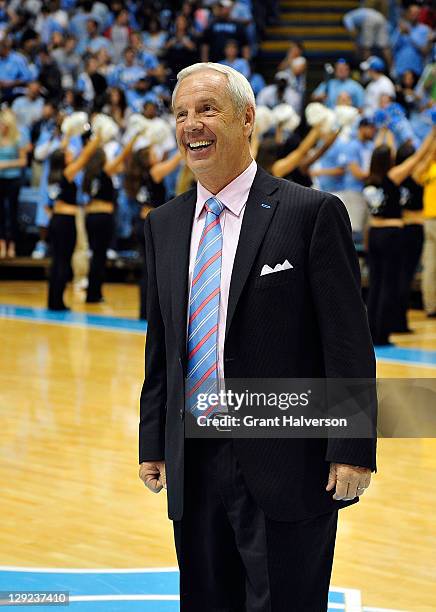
left=139, top=461, right=166, bottom=493
left=326, top=462, right=371, bottom=501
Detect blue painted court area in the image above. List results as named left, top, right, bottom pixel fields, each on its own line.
left=0, top=305, right=147, bottom=334
left=0, top=569, right=359, bottom=611
left=2, top=303, right=436, bottom=368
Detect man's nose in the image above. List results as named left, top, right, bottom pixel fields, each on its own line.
left=183, top=112, right=204, bottom=132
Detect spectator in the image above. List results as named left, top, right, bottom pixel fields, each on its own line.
left=164, top=15, right=197, bottom=78
left=336, top=117, right=376, bottom=235
left=130, top=31, right=160, bottom=75
left=77, top=55, right=107, bottom=108
left=201, top=0, right=250, bottom=63
left=84, top=16, right=114, bottom=58
left=392, top=4, right=432, bottom=77
left=142, top=17, right=166, bottom=58
left=126, top=76, right=159, bottom=113
left=0, top=38, right=33, bottom=103
left=343, top=6, right=391, bottom=66
left=310, top=137, right=347, bottom=196
left=37, top=44, right=62, bottom=103
left=362, top=56, right=395, bottom=112
left=219, top=39, right=250, bottom=79
left=50, top=34, right=80, bottom=89
left=395, top=70, right=422, bottom=116
left=105, top=8, right=132, bottom=63
left=0, top=109, right=28, bottom=259
left=257, top=71, right=302, bottom=113
left=312, top=59, right=365, bottom=109
left=277, top=40, right=305, bottom=73
left=102, top=87, right=127, bottom=128
left=108, top=46, right=150, bottom=91
left=11, top=80, right=44, bottom=129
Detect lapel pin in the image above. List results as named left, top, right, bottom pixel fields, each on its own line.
left=261, top=203, right=271, bottom=209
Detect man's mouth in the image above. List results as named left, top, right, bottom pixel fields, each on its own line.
left=187, top=140, right=214, bottom=151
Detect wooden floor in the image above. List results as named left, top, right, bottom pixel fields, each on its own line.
left=0, top=281, right=435, bottom=611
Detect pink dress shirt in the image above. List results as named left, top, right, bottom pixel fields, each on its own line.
left=187, top=160, right=258, bottom=380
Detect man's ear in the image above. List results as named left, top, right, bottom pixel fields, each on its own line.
left=244, top=105, right=255, bottom=137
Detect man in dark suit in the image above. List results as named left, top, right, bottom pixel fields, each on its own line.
left=139, top=62, right=376, bottom=611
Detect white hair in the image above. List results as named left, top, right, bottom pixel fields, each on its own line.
left=171, top=62, right=256, bottom=116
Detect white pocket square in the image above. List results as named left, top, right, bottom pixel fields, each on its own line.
left=260, top=259, right=293, bottom=276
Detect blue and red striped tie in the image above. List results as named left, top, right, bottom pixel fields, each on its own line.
left=186, top=197, right=224, bottom=417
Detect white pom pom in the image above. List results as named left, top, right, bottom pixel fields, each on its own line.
left=61, top=112, right=89, bottom=136
left=146, top=118, right=176, bottom=149
left=255, top=106, right=276, bottom=136
left=305, top=103, right=336, bottom=134
left=305, top=103, right=329, bottom=126
left=126, top=113, right=151, bottom=135
left=91, top=113, right=119, bottom=144
left=334, top=105, right=359, bottom=128
left=272, top=103, right=300, bottom=133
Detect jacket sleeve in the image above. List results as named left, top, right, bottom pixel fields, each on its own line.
left=139, top=213, right=167, bottom=463
left=308, top=194, right=377, bottom=471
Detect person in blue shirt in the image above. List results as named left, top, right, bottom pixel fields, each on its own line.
left=310, top=137, right=347, bottom=195
left=11, top=81, right=44, bottom=129
left=335, top=118, right=376, bottom=234
left=343, top=7, right=391, bottom=66
left=219, top=39, right=251, bottom=79
left=392, top=4, right=432, bottom=78
left=312, top=58, right=365, bottom=109
left=108, top=47, right=151, bottom=91
left=126, top=77, right=160, bottom=113
left=0, top=39, right=33, bottom=103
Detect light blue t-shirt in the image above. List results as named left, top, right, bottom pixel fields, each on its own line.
left=313, top=78, right=365, bottom=109
left=317, top=138, right=348, bottom=193
left=392, top=23, right=432, bottom=77
left=338, top=139, right=374, bottom=191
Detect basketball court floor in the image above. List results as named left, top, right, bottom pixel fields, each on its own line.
left=1, top=281, right=435, bottom=612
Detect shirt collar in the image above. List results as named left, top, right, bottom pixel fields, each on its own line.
left=195, top=159, right=257, bottom=219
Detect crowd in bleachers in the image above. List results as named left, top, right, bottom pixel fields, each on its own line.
left=0, top=0, right=434, bottom=342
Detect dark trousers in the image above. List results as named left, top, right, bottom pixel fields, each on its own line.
left=48, top=214, right=76, bottom=310
left=393, top=224, right=424, bottom=332
left=173, top=439, right=338, bottom=612
left=134, top=216, right=147, bottom=320
left=85, top=213, right=113, bottom=303
left=367, top=226, right=402, bottom=345
left=0, top=177, right=21, bottom=242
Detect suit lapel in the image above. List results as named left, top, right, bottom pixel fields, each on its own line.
left=170, top=189, right=196, bottom=361
left=225, top=167, right=279, bottom=340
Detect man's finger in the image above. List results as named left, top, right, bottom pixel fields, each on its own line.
left=143, top=475, right=163, bottom=493
left=333, top=479, right=350, bottom=500
left=326, top=465, right=337, bottom=491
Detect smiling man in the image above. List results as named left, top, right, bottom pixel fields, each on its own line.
left=139, top=63, right=377, bottom=611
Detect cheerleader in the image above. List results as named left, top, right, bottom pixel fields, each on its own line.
left=123, top=143, right=182, bottom=318
left=81, top=125, right=147, bottom=303
left=47, top=134, right=101, bottom=311
left=393, top=142, right=426, bottom=332
left=364, top=126, right=435, bottom=345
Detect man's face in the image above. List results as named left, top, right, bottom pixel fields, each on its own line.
left=28, top=82, right=40, bottom=99
left=174, top=70, right=252, bottom=179
left=407, top=5, right=420, bottom=24
left=335, top=62, right=350, bottom=80
left=225, top=42, right=238, bottom=61
left=360, top=125, right=375, bottom=141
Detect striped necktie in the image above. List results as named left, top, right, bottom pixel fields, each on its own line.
left=186, top=196, right=224, bottom=417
